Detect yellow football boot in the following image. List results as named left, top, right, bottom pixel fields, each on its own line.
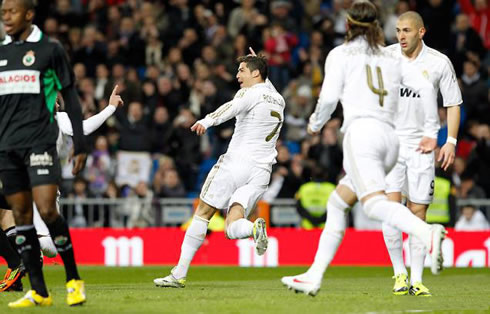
left=66, top=279, right=86, bottom=306
left=8, top=290, right=52, bottom=308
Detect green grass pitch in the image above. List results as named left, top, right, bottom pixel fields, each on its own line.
left=1, top=266, right=489, bottom=313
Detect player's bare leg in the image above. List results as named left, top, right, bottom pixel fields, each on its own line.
left=154, top=199, right=216, bottom=288
left=33, top=184, right=85, bottom=306
left=225, top=202, right=267, bottom=255
left=282, top=184, right=356, bottom=296
left=361, top=191, right=446, bottom=276
left=383, top=191, right=409, bottom=295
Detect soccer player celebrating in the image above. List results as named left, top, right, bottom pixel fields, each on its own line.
left=281, top=0, right=446, bottom=296
left=382, top=11, right=462, bottom=297
left=153, top=54, right=285, bottom=288
left=0, top=0, right=87, bottom=308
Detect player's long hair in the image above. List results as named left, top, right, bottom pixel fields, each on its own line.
left=345, top=0, right=384, bottom=53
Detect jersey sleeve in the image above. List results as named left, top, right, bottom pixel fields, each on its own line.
left=198, top=88, right=255, bottom=129
left=51, top=41, right=75, bottom=89
left=56, top=105, right=117, bottom=136
left=439, top=60, right=463, bottom=107
left=308, top=49, right=344, bottom=132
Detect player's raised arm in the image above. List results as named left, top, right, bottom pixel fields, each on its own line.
left=57, top=85, right=123, bottom=136
left=308, top=49, right=344, bottom=135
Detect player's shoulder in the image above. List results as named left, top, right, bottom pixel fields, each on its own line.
left=424, top=45, right=453, bottom=68
left=234, top=87, right=251, bottom=99
left=383, top=43, right=400, bottom=54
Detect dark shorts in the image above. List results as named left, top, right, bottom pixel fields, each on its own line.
left=0, top=191, right=10, bottom=209
left=0, top=145, right=61, bottom=195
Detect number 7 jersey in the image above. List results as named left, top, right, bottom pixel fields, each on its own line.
left=309, top=37, right=437, bottom=134
left=198, top=81, right=285, bottom=168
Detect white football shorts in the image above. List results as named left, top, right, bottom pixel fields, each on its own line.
left=385, top=144, right=435, bottom=205
left=341, top=118, right=399, bottom=199
left=200, top=153, right=270, bottom=217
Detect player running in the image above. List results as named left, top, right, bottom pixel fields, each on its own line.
left=281, top=0, right=446, bottom=296
left=382, top=11, right=461, bottom=297
left=153, top=53, right=284, bottom=288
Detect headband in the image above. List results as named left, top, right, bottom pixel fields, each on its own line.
left=346, top=14, right=374, bottom=27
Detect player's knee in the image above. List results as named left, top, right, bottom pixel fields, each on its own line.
left=362, top=194, right=388, bottom=219
left=38, top=206, right=59, bottom=224
left=409, top=204, right=427, bottom=221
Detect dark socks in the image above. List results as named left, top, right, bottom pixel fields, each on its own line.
left=16, top=225, right=48, bottom=297
left=46, top=215, right=80, bottom=281
left=0, top=228, right=21, bottom=268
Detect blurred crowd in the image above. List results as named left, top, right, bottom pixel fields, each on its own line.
left=4, top=0, right=488, bottom=228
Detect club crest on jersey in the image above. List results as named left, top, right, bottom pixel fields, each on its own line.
left=22, top=50, right=36, bottom=66
left=422, top=70, right=429, bottom=79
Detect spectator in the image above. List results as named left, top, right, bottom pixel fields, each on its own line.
left=460, top=59, right=487, bottom=121
left=73, top=25, right=107, bottom=78
left=155, top=168, right=187, bottom=198
left=264, top=22, right=298, bottom=92
left=85, top=135, right=113, bottom=196
left=150, top=106, right=173, bottom=154
left=115, top=101, right=151, bottom=152
left=455, top=205, right=490, bottom=230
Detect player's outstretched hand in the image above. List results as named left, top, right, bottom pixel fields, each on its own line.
left=72, top=153, right=87, bottom=175
left=249, top=47, right=257, bottom=56
left=438, top=142, right=455, bottom=171
left=416, top=136, right=437, bottom=154
left=191, top=122, right=206, bottom=136
left=109, top=85, right=124, bottom=108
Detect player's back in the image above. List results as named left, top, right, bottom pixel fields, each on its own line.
left=332, top=38, right=402, bottom=132
left=226, top=83, right=285, bottom=167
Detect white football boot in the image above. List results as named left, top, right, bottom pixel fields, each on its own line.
left=281, top=273, right=321, bottom=296
left=429, top=224, right=447, bottom=275
left=154, top=268, right=186, bottom=288
left=253, top=218, right=268, bottom=256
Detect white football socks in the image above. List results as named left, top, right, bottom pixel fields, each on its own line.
left=382, top=222, right=407, bottom=276
left=363, top=196, right=432, bottom=250
left=226, top=218, right=253, bottom=239
left=409, top=234, right=426, bottom=284
left=173, top=215, right=209, bottom=279
left=308, top=191, right=349, bottom=279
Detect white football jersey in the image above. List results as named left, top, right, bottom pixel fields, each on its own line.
left=309, top=37, right=437, bottom=135
left=198, top=81, right=285, bottom=167
left=385, top=42, right=462, bottom=147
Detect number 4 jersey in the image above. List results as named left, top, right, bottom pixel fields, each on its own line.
left=309, top=37, right=439, bottom=136
left=0, top=25, right=75, bottom=151
left=197, top=81, right=285, bottom=168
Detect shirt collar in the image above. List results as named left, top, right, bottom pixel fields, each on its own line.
left=1, top=25, right=42, bottom=45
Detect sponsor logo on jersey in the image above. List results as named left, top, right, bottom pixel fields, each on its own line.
left=37, top=169, right=50, bottom=175
left=30, top=152, right=54, bottom=167
left=22, top=50, right=36, bottom=66
left=0, top=60, right=7, bottom=66
left=400, top=87, right=420, bottom=98
left=0, top=70, right=40, bottom=95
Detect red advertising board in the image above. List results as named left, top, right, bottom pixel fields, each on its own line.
left=4, top=228, right=490, bottom=267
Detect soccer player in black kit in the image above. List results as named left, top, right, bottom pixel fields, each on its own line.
left=0, top=0, right=87, bottom=308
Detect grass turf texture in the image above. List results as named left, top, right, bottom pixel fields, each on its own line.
left=1, top=266, right=489, bottom=313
